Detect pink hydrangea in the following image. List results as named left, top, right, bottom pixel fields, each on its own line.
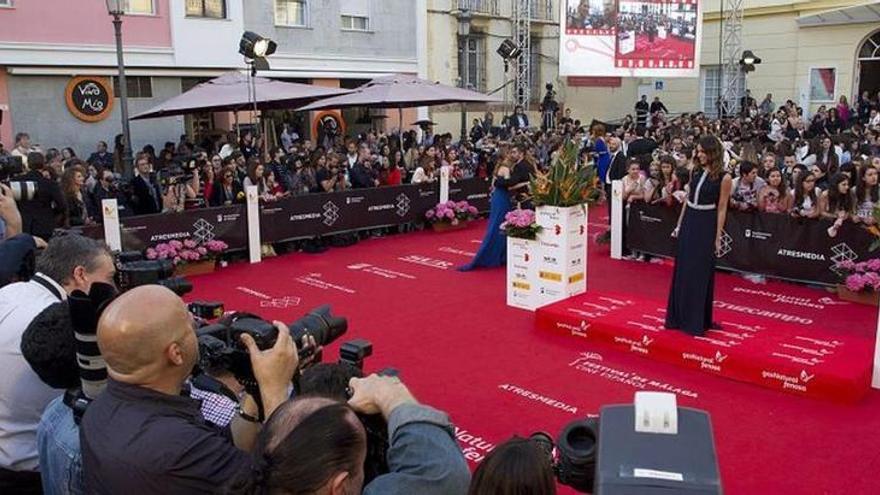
left=197, top=247, right=208, bottom=255
left=169, top=240, right=184, bottom=250
left=146, top=248, right=158, bottom=260
left=183, top=239, right=197, bottom=249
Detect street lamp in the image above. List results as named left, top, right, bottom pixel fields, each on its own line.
left=457, top=9, right=472, bottom=143
left=106, top=0, right=133, bottom=178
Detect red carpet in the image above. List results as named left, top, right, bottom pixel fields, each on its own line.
left=183, top=208, right=880, bottom=494
left=618, top=34, right=695, bottom=60
left=536, top=291, right=873, bottom=403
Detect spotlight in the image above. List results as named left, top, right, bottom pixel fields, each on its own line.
left=739, top=50, right=761, bottom=67
left=239, top=31, right=277, bottom=60
left=497, top=39, right=522, bottom=60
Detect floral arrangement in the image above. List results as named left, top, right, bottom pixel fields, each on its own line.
left=834, top=259, right=880, bottom=292
left=146, top=238, right=228, bottom=266
left=500, top=209, right=541, bottom=240
left=425, top=200, right=479, bottom=225
left=531, top=139, right=602, bottom=207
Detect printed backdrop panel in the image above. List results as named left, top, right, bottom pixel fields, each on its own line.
left=560, top=0, right=702, bottom=78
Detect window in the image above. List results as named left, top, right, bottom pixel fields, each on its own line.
left=340, top=0, right=370, bottom=31
left=186, top=0, right=225, bottom=18
left=113, top=76, right=153, bottom=98
left=124, top=0, right=154, bottom=15
left=700, top=66, right=744, bottom=117
left=0, top=1, right=12, bottom=7
left=809, top=68, right=836, bottom=102
left=530, top=40, right=541, bottom=102
left=458, top=36, right=485, bottom=92
left=529, top=0, right=552, bottom=21
left=341, top=15, right=369, bottom=31
left=276, top=0, right=308, bottom=27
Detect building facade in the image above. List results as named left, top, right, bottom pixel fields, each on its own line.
left=0, top=0, right=424, bottom=156
left=426, top=0, right=561, bottom=134
left=427, top=0, right=880, bottom=129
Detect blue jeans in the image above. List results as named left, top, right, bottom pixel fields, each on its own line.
left=37, top=396, right=83, bottom=495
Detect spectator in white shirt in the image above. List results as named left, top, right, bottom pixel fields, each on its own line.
left=0, top=235, right=115, bottom=493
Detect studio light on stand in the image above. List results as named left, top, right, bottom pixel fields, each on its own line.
left=238, top=31, right=277, bottom=139
left=496, top=39, right=522, bottom=128
left=739, top=50, right=762, bottom=112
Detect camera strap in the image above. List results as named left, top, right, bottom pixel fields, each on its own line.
left=190, top=373, right=239, bottom=403
left=32, top=272, right=66, bottom=302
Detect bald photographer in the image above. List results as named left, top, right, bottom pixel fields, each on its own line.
left=79, top=285, right=301, bottom=494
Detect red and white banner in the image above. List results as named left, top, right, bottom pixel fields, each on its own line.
left=560, top=0, right=702, bottom=78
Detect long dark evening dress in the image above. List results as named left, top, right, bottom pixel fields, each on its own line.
left=665, top=169, right=726, bottom=336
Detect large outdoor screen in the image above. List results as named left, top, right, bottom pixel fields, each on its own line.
left=560, top=0, right=702, bottom=78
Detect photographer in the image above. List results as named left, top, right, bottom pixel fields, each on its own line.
left=15, top=152, right=66, bottom=240
left=0, top=235, right=114, bottom=493
left=20, top=302, right=83, bottom=495
left=80, top=285, right=300, bottom=494
left=230, top=374, right=470, bottom=495
left=130, top=155, right=163, bottom=215
left=316, top=155, right=348, bottom=192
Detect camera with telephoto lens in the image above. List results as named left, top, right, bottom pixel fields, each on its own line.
left=529, top=416, right=600, bottom=493
left=114, top=251, right=193, bottom=296
left=196, top=305, right=347, bottom=398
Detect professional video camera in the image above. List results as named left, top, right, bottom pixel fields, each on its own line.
left=541, top=83, right=560, bottom=131
left=114, top=251, right=193, bottom=296
left=196, top=305, right=348, bottom=403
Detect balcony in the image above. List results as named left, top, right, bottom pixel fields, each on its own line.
left=454, top=0, right=500, bottom=16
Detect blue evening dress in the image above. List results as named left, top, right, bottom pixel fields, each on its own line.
left=458, top=178, right=512, bottom=271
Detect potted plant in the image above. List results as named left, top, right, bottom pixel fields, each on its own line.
left=530, top=140, right=602, bottom=305
left=834, top=259, right=880, bottom=305
left=425, top=200, right=479, bottom=232
left=146, top=238, right=228, bottom=277
left=503, top=209, right=542, bottom=311
left=501, top=208, right=542, bottom=240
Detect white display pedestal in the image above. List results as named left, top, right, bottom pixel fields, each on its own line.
left=506, top=237, right=540, bottom=311
left=535, top=205, right=588, bottom=306
left=619, top=31, right=636, bottom=55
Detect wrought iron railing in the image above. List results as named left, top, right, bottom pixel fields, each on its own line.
left=454, top=0, right=500, bottom=16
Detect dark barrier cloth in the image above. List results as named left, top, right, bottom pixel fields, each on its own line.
left=81, top=178, right=492, bottom=248
left=260, top=178, right=491, bottom=242
left=80, top=205, right=248, bottom=251
left=626, top=202, right=875, bottom=286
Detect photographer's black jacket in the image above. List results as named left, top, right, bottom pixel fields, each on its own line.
left=16, top=170, right=65, bottom=240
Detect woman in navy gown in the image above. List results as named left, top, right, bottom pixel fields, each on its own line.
left=459, top=154, right=523, bottom=271
left=665, top=136, right=733, bottom=336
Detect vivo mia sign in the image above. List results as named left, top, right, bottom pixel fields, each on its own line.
left=65, top=76, right=114, bottom=122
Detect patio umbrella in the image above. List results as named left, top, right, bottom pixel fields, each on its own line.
left=297, top=74, right=501, bottom=142
left=131, top=72, right=351, bottom=120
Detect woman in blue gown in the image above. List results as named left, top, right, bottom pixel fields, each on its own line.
left=665, top=136, right=733, bottom=336
left=459, top=163, right=515, bottom=271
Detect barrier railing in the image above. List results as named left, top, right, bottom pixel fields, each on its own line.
left=83, top=178, right=492, bottom=253
left=607, top=178, right=875, bottom=286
